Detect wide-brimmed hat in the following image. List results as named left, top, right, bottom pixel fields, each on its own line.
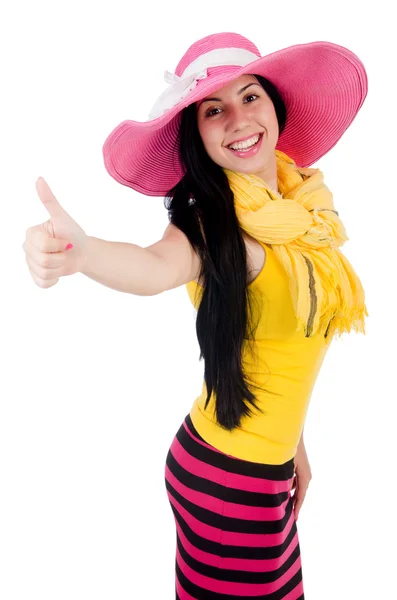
left=102, top=32, right=368, bottom=197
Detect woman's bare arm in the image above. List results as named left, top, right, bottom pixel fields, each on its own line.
left=80, top=223, right=201, bottom=296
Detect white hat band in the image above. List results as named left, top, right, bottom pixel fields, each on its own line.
left=148, top=47, right=260, bottom=120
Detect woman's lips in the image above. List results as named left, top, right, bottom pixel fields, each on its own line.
left=226, top=133, right=264, bottom=158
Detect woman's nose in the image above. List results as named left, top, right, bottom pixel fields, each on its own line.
left=226, top=106, right=252, bottom=132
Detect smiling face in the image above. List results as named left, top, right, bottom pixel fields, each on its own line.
left=196, top=74, right=280, bottom=188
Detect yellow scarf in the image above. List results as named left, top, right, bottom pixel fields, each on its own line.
left=224, top=149, right=368, bottom=339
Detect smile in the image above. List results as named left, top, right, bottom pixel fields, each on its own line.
left=226, top=133, right=264, bottom=158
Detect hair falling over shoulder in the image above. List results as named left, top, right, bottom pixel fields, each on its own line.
left=164, top=75, right=287, bottom=430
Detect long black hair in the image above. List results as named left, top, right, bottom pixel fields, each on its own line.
left=164, top=74, right=287, bottom=430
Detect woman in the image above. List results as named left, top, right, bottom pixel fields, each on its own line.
left=23, top=32, right=368, bottom=599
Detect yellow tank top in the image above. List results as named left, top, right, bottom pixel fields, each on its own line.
left=185, top=241, right=334, bottom=465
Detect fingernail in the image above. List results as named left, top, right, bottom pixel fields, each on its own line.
left=65, top=244, right=73, bottom=250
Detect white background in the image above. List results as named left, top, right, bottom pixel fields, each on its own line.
left=1, top=1, right=395, bottom=598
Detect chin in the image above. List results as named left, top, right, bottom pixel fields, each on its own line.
left=232, top=159, right=266, bottom=173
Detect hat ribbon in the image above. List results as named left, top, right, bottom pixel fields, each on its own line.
left=148, top=47, right=260, bottom=120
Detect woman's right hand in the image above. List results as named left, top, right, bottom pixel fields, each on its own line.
left=23, top=177, right=89, bottom=289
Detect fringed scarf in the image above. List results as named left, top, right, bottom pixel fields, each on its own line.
left=224, top=149, right=368, bottom=339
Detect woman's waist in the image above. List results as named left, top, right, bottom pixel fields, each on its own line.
left=189, top=393, right=306, bottom=464
left=198, top=367, right=319, bottom=407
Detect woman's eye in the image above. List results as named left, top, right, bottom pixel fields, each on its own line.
left=206, top=107, right=222, bottom=117
left=245, top=94, right=259, bottom=102
left=205, top=94, right=259, bottom=117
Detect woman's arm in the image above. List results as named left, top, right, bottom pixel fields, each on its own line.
left=80, top=224, right=201, bottom=296
left=292, top=428, right=312, bottom=520
left=80, top=237, right=167, bottom=296
left=298, top=428, right=304, bottom=448
left=24, top=179, right=200, bottom=296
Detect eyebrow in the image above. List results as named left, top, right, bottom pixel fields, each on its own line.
left=197, top=83, right=261, bottom=108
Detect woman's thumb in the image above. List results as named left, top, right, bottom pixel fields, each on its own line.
left=35, top=177, right=69, bottom=220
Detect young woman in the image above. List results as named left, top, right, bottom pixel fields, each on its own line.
left=23, top=32, right=368, bottom=599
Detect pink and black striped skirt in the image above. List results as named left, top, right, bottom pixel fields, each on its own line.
left=164, top=414, right=304, bottom=599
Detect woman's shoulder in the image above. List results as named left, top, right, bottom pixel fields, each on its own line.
left=192, top=232, right=267, bottom=285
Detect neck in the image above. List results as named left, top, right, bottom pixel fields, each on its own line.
left=254, top=153, right=278, bottom=193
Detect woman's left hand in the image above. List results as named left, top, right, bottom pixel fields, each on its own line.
left=291, top=441, right=312, bottom=521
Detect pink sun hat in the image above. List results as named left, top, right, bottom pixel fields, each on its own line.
left=102, top=32, right=368, bottom=197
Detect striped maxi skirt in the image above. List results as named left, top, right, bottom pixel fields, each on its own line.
left=164, top=414, right=304, bottom=599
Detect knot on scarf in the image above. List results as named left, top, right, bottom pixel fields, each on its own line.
left=223, top=150, right=368, bottom=339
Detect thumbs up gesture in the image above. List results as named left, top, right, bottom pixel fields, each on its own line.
left=23, top=177, right=89, bottom=288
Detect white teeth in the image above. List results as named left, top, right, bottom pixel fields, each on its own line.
left=229, top=134, right=260, bottom=150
